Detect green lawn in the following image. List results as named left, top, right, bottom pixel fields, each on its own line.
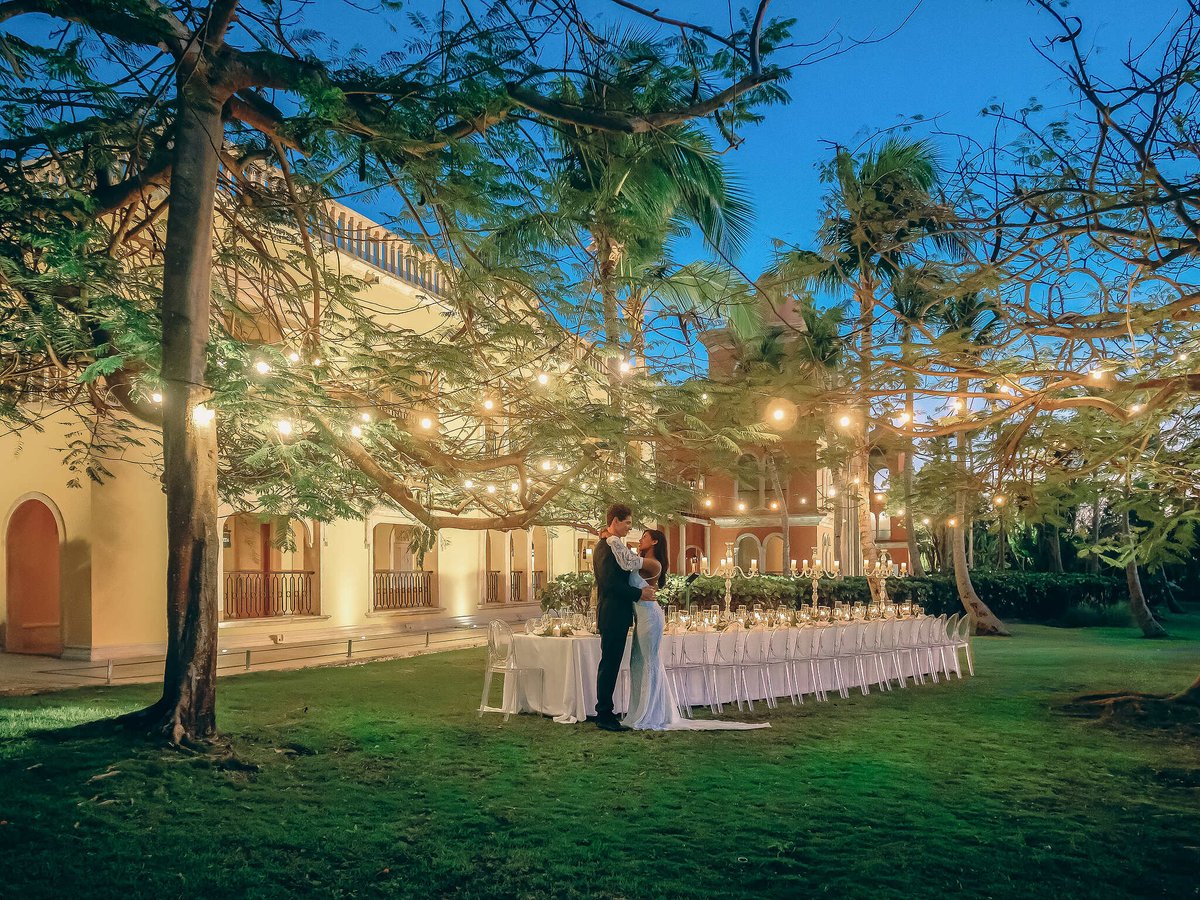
left=1, top=619, right=1198, bottom=899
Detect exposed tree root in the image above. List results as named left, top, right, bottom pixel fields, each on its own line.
left=1061, top=691, right=1200, bottom=735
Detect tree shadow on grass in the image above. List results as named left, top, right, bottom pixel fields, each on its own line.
left=1059, top=690, right=1200, bottom=737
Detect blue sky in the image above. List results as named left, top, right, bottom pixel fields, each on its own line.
left=309, top=0, right=1179, bottom=274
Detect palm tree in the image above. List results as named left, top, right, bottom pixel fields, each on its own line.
left=495, top=32, right=756, bottom=379
left=774, top=137, right=959, bottom=596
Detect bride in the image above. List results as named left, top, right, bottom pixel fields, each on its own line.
left=604, top=528, right=768, bottom=732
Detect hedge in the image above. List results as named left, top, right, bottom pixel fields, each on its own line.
left=541, top=570, right=1163, bottom=623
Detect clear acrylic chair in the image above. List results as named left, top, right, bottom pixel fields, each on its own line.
left=916, top=616, right=940, bottom=684
left=939, top=614, right=961, bottom=678
left=478, top=620, right=543, bottom=722
left=769, top=626, right=800, bottom=705
left=663, top=631, right=699, bottom=719
left=791, top=625, right=826, bottom=702
left=896, top=617, right=925, bottom=685
left=817, top=624, right=849, bottom=700
left=952, top=613, right=975, bottom=676
left=713, top=623, right=749, bottom=711
left=854, top=620, right=891, bottom=692
left=878, top=619, right=907, bottom=689
left=741, top=625, right=776, bottom=710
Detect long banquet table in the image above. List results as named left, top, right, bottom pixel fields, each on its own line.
left=501, top=619, right=947, bottom=724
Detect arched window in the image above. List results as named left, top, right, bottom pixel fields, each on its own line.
left=763, top=534, right=785, bottom=574
left=734, top=534, right=761, bottom=572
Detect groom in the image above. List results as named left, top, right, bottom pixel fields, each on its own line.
left=592, top=503, right=651, bottom=732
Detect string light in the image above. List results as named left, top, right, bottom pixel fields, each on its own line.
left=151, top=392, right=163, bottom=404
left=360, top=412, right=372, bottom=423
left=618, top=361, right=631, bottom=374
left=486, top=485, right=496, bottom=494
left=828, top=487, right=838, bottom=497
left=192, top=404, right=215, bottom=427
left=895, top=411, right=910, bottom=424
left=1131, top=403, right=1143, bottom=413
left=769, top=500, right=779, bottom=510
left=704, top=498, right=713, bottom=508
left=951, top=398, right=963, bottom=411
left=947, top=517, right=958, bottom=527
left=737, top=502, right=747, bottom=512
left=838, top=415, right=851, bottom=427
left=800, top=497, right=809, bottom=505
left=608, top=474, right=617, bottom=483
left=540, top=460, right=553, bottom=471
left=510, top=481, right=520, bottom=493
left=350, top=425, right=363, bottom=438
left=254, top=360, right=271, bottom=375
left=482, top=398, right=495, bottom=411
left=922, top=517, right=931, bottom=525
left=772, top=408, right=785, bottom=422
left=875, top=492, right=885, bottom=501
left=277, top=420, right=293, bottom=436
left=287, top=351, right=300, bottom=363
left=537, top=373, right=549, bottom=385
left=993, top=495, right=1006, bottom=506
left=1089, top=368, right=1103, bottom=380
left=312, top=357, right=323, bottom=367
left=1178, top=352, right=1189, bottom=362
left=700, top=392, right=708, bottom=400
left=464, top=479, right=474, bottom=489
left=419, top=417, right=433, bottom=430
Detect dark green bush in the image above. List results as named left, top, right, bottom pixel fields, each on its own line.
left=655, top=571, right=1159, bottom=624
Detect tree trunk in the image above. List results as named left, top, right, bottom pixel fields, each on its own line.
left=595, top=231, right=622, bottom=390
left=1124, top=511, right=1167, bottom=639
left=952, top=415, right=1008, bottom=635
left=900, top=327, right=924, bottom=576
left=1047, top=526, right=1064, bottom=573
left=996, top=518, right=1006, bottom=571
left=142, top=81, right=224, bottom=743
left=767, top=456, right=790, bottom=571
left=1088, top=496, right=1102, bottom=574
left=853, top=275, right=881, bottom=599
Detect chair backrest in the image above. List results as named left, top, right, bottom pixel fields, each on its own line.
left=877, top=619, right=896, bottom=650
left=944, top=613, right=960, bottom=644
left=768, top=627, right=791, bottom=662
left=716, top=624, right=744, bottom=665
left=934, top=614, right=948, bottom=644
left=956, top=613, right=973, bottom=641
left=487, top=619, right=514, bottom=668
left=743, top=626, right=770, bottom=664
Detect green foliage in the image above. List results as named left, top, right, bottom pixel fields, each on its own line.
left=537, top=571, right=595, bottom=613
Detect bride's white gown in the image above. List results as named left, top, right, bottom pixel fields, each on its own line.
left=625, top=599, right=769, bottom=731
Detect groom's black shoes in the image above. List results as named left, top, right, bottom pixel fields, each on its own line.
left=596, top=716, right=630, bottom=732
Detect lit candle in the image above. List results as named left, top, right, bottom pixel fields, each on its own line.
left=801, top=559, right=808, bottom=569
left=750, top=559, right=758, bottom=572
left=791, top=559, right=798, bottom=571
left=701, top=555, right=708, bottom=570
left=833, top=559, right=840, bottom=571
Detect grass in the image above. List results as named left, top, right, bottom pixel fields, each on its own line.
left=1, top=619, right=1198, bottom=899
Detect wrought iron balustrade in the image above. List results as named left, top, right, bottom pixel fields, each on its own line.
left=510, top=570, right=525, bottom=604
left=373, top=570, right=435, bottom=610
left=223, top=570, right=316, bottom=619
left=485, top=570, right=503, bottom=604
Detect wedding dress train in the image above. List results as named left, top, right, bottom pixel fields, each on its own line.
left=625, top=600, right=769, bottom=731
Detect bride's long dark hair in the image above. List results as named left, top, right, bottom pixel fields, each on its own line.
left=642, top=528, right=669, bottom=588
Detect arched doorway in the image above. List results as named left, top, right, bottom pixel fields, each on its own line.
left=734, top=534, right=761, bottom=573
left=763, top=534, right=785, bottom=574
left=5, top=498, right=62, bottom=655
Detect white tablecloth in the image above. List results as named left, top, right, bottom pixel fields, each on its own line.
left=501, top=620, right=945, bottom=723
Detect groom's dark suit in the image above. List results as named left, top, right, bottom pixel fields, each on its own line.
left=593, top=537, right=642, bottom=721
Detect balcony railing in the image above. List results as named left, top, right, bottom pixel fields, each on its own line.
left=485, top=570, right=503, bottom=604
left=510, top=570, right=526, bottom=604
left=373, top=570, right=435, bottom=610
left=532, top=570, right=545, bottom=596
left=223, top=570, right=316, bottom=619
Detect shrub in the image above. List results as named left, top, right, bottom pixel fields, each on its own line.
left=537, top=572, right=594, bottom=613
left=655, top=570, right=1158, bottom=625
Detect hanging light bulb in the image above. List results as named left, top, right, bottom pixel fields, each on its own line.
left=770, top=500, right=779, bottom=510
left=1131, top=403, right=1143, bottom=413
left=360, top=412, right=372, bottom=423
left=312, top=357, right=323, bottom=367
left=608, top=474, right=618, bottom=483
left=619, top=360, right=632, bottom=374
left=700, top=392, right=709, bottom=401
left=828, top=487, right=838, bottom=497
left=350, top=425, right=363, bottom=438
left=482, top=398, right=495, bottom=411
left=464, top=479, right=474, bottom=489
left=151, top=392, right=163, bottom=404
left=895, top=411, right=910, bottom=424
left=800, top=497, right=809, bottom=505
left=704, top=498, right=713, bottom=508
left=993, top=495, right=1006, bottom=506
left=838, top=415, right=851, bottom=427
left=772, top=408, right=785, bottom=422
left=419, top=417, right=433, bottom=430
left=192, top=403, right=215, bottom=426
left=951, top=398, right=963, bottom=411
left=947, top=517, right=958, bottom=527
left=287, top=351, right=300, bottom=364
left=875, top=492, right=885, bottom=501
left=486, top=484, right=496, bottom=494
left=737, top=501, right=747, bottom=512
left=510, top=481, right=520, bottom=493
left=254, top=360, right=271, bottom=375
left=540, top=460, right=553, bottom=471
left=922, top=517, right=931, bottom=525
left=537, top=372, right=549, bottom=385
left=277, top=420, right=293, bottom=436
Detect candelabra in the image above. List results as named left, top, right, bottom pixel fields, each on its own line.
left=791, top=548, right=842, bottom=609
left=863, top=551, right=907, bottom=604
left=695, top=542, right=760, bottom=616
